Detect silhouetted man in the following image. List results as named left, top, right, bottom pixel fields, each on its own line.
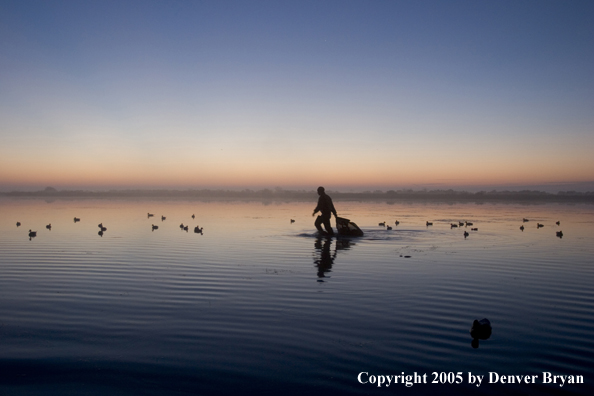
left=312, top=186, right=337, bottom=235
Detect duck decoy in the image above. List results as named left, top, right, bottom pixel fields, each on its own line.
left=28, top=229, right=37, bottom=238
left=74, top=217, right=80, bottom=222
left=98, top=223, right=103, bottom=228
left=98, top=230, right=103, bottom=237
left=192, top=214, right=195, bottom=219
left=556, top=221, right=560, bottom=226
left=459, top=221, right=464, bottom=226
left=161, top=216, right=166, bottom=221
left=394, top=220, right=400, bottom=225
left=463, top=231, right=469, bottom=238
left=556, top=231, right=563, bottom=238
left=520, top=225, right=525, bottom=231
left=470, top=318, right=492, bottom=348
left=100, top=226, right=107, bottom=232
left=147, top=213, right=154, bottom=218
left=180, top=223, right=185, bottom=229
left=523, top=218, right=529, bottom=222
left=426, top=221, right=433, bottom=226
left=152, top=224, right=158, bottom=231
left=465, top=221, right=473, bottom=226
left=16, top=222, right=21, bottom=227
left=194, top=226, right=203, bottom=234
left=386, top=225, right=392, bottom=230
left=378, top=222, right=385, bottom=226
left=470, top=318, right=492, bottom=338
left=290, top=219, right=295, bottom=223
left=183, top=225, right=189, bottom=232
left=46, top=224, right=51, bottom=230
left=471, top=228, right=478, bottom=231
left=451, top=223, right=458, bottom=228
left=537, top=223, right=544, bottom=228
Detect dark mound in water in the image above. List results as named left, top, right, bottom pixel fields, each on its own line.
left=470, top=318, right=492, bottom=349
left=336, top=217, right=364, bottom=237
left=470, top=318, right=492, bottom=339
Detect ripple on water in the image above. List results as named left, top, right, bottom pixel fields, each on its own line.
left=0, top=200, right=593, bottom=395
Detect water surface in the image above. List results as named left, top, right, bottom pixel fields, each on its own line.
left=1, top=199, right=593, bottom=395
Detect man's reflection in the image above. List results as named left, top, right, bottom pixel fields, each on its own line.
left=314, top=236, right=335, bottom=279
left=313, top=236, right=354, bottom=280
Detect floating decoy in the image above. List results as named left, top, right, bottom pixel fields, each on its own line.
left=180, top=223, right=185, bottom=229
left=465, top=221, right=473, bottom=226
left=98, top=230, right=103, bottom=237
left=16, top=222, right=21, bottom=227
left=152, top=224, right=158, bottom=231
left=470, top=318, right=492, bottom=344
left=523, top=218, right=529, bottom=222
left=556, top=221, right=560, bottom=226
left=520, top=225, right=525, bottom=231
left=192, top=214, right=195, bottom=219
left=98, top=223, right=103, bottom=228
left=426, top=221, right=433, bottom=226
left=394, top=220, right=400, bottom=225
left=183, top=225, right=189, bottom=232
left=459, top=221, right=464, bottom=226
left=100, top=226, right=107, bottom=232
left=463, top=231, right=469, bottom=238
left=194, top=226, right=203, bottom=234
left=161, top=216, right=166, bottom=221
left=537, top=223, right=544, bottom=228
left=471, top=228, right=478, bottom=231
left=556, top=231, right=563, bottom=238
left=378, top=222, right=385, bottom=226
left=386, top=225, right=392, bottom=230
left=28, top=229, right=37, bottom=238
left=148, top=213, right=154, bottom=218
left=290, top=219, right=295, bottom=223
left=46, top=224, right=51, bottom=230
left=74, top=217, right=80, bottom=222
left=451, top=223, right=458, bottom=228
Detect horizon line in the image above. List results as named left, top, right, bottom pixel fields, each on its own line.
left=2, top=187, right=593, bottom=200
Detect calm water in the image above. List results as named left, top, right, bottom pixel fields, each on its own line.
left=1, top=198, right=593, bottom=395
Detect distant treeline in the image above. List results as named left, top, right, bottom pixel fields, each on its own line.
left=2, top=187, right=594, bottom=203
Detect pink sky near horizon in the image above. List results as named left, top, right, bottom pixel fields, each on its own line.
left=1, top=1, right=593, bottom=193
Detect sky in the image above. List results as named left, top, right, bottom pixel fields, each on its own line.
left=1, top=0, right=593, bottom=192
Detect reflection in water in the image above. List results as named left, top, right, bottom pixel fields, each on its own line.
left=313, top=236, right=355, bottom=280
left=314, top=237, right=335, bottom=279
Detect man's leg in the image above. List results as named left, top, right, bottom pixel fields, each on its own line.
left=322, top=215, right=334, bottom=235
left=315, top=215, right=326, bottom=234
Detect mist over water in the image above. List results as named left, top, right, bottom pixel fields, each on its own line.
left=1, top=198, right=593, bottom=395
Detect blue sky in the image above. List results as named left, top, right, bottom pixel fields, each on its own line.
left=1, top=0, right=593, bottom=191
